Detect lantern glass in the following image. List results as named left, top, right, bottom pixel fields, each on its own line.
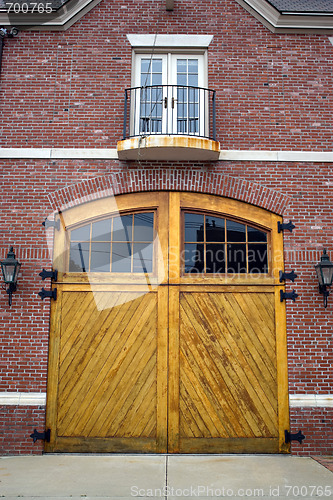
left=321, top=265, right=333, bottom=287
left=0, top=248, right=21, bottom=284
left=315, top=249, right=333, bottom=287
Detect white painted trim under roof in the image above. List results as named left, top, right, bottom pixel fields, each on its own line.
left=235, top=0, right=333, bottom=33
left=126, top=34, right=214, bottom=48
left=0, top=0, right=103, bottom=31
left=0, top=148, right=332, bottom=162
left=0, top=392, right=332, bottom=407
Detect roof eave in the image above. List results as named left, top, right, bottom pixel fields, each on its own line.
left=235, top=0, right=333, bottom=33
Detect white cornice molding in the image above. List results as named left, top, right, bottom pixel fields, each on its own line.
left=0, top=0, right=103, bottom=31
left=0, top=392, right=331, bottom=407
left=126, top=34, right=214, bottom=48
left=0, top=148, right=332, bottom=162
left=235, top=0, right=333, bottom=33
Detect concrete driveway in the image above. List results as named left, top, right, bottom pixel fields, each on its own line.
left=0, top=454, right=332, bottom=499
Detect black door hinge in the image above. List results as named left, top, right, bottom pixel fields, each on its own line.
left=38, top=288, right=57, bottom=301
left=42, top=218, right=60, bottom=231
left=30, top=428, right=51, bottom=443
left=278, top=220, right=295, bottom=233
left=39, top=268, right=58, bottom=282
left=279, top=270, right=298, bottom=283
left=280, top=290, right=298, bottom=302
left=285, top=430, right=305, bottom=444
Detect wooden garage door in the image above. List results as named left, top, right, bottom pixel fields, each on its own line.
left=45, top=192, right=289, bottom=453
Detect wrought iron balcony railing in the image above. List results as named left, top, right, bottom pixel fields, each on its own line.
left=122, top=85, right=216, bottom=141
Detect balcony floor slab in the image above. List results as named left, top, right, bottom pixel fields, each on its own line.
left=117, top=135, right=220, bottom=161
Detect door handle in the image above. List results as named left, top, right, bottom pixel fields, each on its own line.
left=164, top=97, right=168, bottom=109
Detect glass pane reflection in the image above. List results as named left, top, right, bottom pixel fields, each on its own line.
left=112, top=242, right=132, bottom=273
left=185, top=213, right=204, bottom=242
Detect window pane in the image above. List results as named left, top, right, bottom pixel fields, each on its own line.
left=177, top=59, right=187, bottom=73
left=70, top=224, right=90, bottom=241
left=177, top=87, right=186, bottom=103
left=141, top=59, right=150, bottom=74
left=188, top=59, right=198, bottom=73
left=152, top=73, right=162, bottom=86
left=151, top=87, right=162, bottom=103
left=206, top=244, right=225, bottom=273
left=248, top=226, right=267, bottom=243
left=184, top=243, right=204, bottom=273
left=227, top=243, right=247, bottom=273
left=133, top=243, right=153, bottom=273
left=112, top=242, right=132, bottom=272
left=248, top=244, right=268, bottom=273
left=227, top=220, right=246, bottom=242
left=177, top=74, right=187, bottom=86
left=91, top=219, right=111, bottom=242
left=90, top=242, right=111, bottom=272
left=188, top=74, right=198, bottom=87
left=134, top=213, right=154, bottom=241
left=184, top=213, right=204, bottom=242
left=206, top=216, right=225, bottom=242
left=152, top=59, right=162, bottom=73
left=113, top=215, right=133, bottom=242
left=69, top=242, right=89, bottom=272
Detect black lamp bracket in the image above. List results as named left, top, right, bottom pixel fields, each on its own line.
left=42, top=218, right=60, bottom=231
left=319, top=285, right=330, bottom=308
left=278, top=220, right=295, bottom=233
left=279, top=270, right=298, bottom=282
left=280, top=290, right=299, bottom=302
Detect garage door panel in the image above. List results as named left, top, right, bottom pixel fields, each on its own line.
left=58, top=291, right=149, bottom=420
left=180, top=305, right=252, bottom=437
left=207, top=293, right=277, bottom=398
left=200, top=293, right=277, bottom=435
left=55, top=290, right=159, bottom=449
left=177, top=290, right=278, bottom=452
left=221, top=293, right=277, bottom=374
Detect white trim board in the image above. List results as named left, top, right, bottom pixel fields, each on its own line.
left=0, top=392, right=332, bottom=407
left=126, top=34, right=214, bottom=48
left=0, top=148, right=332, bottom=162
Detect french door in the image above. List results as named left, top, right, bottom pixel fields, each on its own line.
left=134, top=54, right=205, bottom=136
left=45, top=192, right=290, bottom=453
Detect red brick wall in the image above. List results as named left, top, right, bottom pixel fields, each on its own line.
left=0, top=0, right=332, bottom=150
left=0, top=0, right=332, bottom=455
left=289, top=408, right=333, bottom=456
left=0, top=406, right=45, bottom=455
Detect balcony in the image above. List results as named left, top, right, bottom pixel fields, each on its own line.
left=117, top=85, right=220, bottom=161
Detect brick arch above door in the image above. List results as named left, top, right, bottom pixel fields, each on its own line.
left=47, top=168, right=291, bottom=215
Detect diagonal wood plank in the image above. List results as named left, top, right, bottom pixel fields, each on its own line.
left=198, top=293, right=278, bottom=435
left=85, top=295, right=157, bottom=437
left=204, top=293, right=278, bottom=430
left=57, top=292, right=157, bottom=437
left=180, top=292, right=278, bottom=438
left=180, top=294, right=255, bottom=437
left=58, top=291, right=139, bottom=412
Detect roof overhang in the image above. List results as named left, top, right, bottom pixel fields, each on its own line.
left=235, top=0, right=333, bottom=33
left=0, top=0, right=103, bottom=30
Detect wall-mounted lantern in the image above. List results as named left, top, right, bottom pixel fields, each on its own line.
left=314, top=249, right=333, bottom=308
left=0, top=247, right=21, bottom=306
